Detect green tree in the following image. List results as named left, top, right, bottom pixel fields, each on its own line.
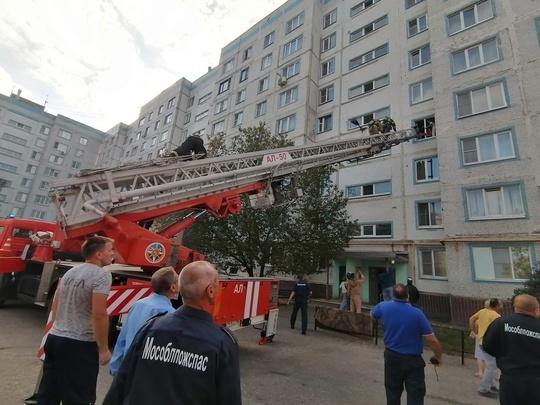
left=513, top=262, right=540, bottom=301
left=180, top=123, right=357, bottom=276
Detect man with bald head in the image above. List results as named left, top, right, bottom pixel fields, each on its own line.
left=103, top=261, right=241, bottom=405
left=483, top=294, right=540, bottom=405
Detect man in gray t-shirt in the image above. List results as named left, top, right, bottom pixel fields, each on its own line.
left=38, top=236, right=114, bottom=405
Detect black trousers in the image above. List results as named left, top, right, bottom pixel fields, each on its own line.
left=384, top=349, right=426, bottom=405
left=290, top=298, right=308, bottom=333
left=500, top=373, right=540, bottom=405
left=37, top=334, right=99, bottom=405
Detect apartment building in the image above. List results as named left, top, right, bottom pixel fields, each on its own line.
left=0, top=92, right=108, bottom=222
left=97, top=0, right=539, bottom=323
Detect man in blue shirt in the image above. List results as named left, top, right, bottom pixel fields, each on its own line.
left=109, top=266, right=178, bottom=376
left=371, top=284, right=443, bottom=405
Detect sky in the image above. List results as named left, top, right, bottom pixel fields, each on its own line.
left=0, top=0, right=285, bottom=132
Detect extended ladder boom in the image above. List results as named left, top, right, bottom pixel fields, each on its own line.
left=49, top=129, right=417, bottom=229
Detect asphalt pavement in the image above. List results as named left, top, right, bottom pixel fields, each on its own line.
left=0, top=299, right=500, bottom=404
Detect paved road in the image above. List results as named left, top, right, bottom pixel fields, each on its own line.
left=0, top=299, right=498, bottom=404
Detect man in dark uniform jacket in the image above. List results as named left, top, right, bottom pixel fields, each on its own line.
left=287, top=273, right=312, bottom=335
left=483, top=294, right=540, bottom=405
left=406, top=277, right=420, bottom=307
left=170, top=135, right=206, bottom=159
left=102, top=261, right=241, bottom=405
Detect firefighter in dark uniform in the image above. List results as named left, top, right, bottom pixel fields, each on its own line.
left=483, top=294, right=540, bottom=405
left=103, top=261, right=241, bottom=405
left=287, top=273, right=312, bottom=335
left=170, top=135, right=207, bottom=159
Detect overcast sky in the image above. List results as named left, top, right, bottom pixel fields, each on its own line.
left=0, top=0, right=285, bottom=132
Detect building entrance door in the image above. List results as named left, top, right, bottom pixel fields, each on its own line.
left=368, top=267, right=386, bottom=305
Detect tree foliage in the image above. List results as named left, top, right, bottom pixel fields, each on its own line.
left=513, top=263, right=540, bottom=301
left=178, top=123, right=357, bottom=277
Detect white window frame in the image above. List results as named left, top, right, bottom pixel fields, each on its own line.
left=49, top=155, right=64, bottom=165
left=58, top=129, right=72, bottom=140
left=30, top=210, right=46, bottom=220
left=278, top=86, right=299, bottom=108
left=237, top=90, right=246, bottom=104
left=414, top=156, right=439, bottom=182
left=471, top=245, right=532, bottom=281
left=71, top=161, right=81, bottom=169
left=256, top=101, right=267, bottom=117
left=350, top=15, right=388, bottom=42
left=317, top=114, right=333, bottom=133
left=20, top=178, right=32, bottom=188
left=160, top=130, right=169, bottom=142
left=264, top=31, right=275, bottom=48
left=258, top=77, right=269, bottom=93
left=277, top=114, right=296, bottom=134
left=322, top=33, right=337, bottom=52
left=348, top=107, right=390, bottom=130
left=417, top=200, right=442, bottom=228
left=408, top=14, right=428, bottom=37
left=34, top=138, right=45, bottom=148
left=218, top=78, right=231, bottom=94
left=286, top=12, right=304, bottom=34
left=30, top=151, right=41, bottom=160
left=261, top=54, right=272, bottom=70
left=199, top=93, right=212, bottom=104
left=466, top=184, right=525, bottom=220
left=351, top=0, right=380, bottom=17
left=419, top=249, right=447, bottom=279
left=448, top=0, right=494, bottom=35
left=319, top=85, right=334, bottom=104
left=346, top=180, right=391, bottom=198
left=158, top=105, right=164, bottom=114
left=283, top=36, right=303, bottom=57
left=410, top=44, right=431, bottom=69
left=452, top=38, right=499, bottom=74
left=461, top=130, right=515, bottom=165
left=212, top=120, right=225, bottom=135
left=349, top=75, right=389, bottom=99
left=354, top=223, right=392, bottom=238
left=215, top=99, right=228, bottom=114
left=40, top=125, right=51, bottom=135
left=349, top=43, right=388, bottom=70
left=406, top=0, right=424, bottom=8
left=223, top=59, right=234, bottom=73
left=167, top=97, right=176, bottom=109
left=323, top=9, right=337, bottom=29
left=243, top=46, right=252, bottom=61
left=410, top=78, right=433, bottom=104
left=456, top=82, right=507, bottom=118
left=34, top=195, right=49, bottom=206
left=233, top=112, right=243, bottom=127
left=44, top=167, right=60, bottom=178
left=165, top=114, right=173, bottom=124
left=184, top=114, right=190, bottom=124
left=195, top=111, right=209, bottom=122
left=321, top=58, right=335, bottom=77
left=239, top=67, right=249, bottom=82
left=282, top=61, right=301, bottom=79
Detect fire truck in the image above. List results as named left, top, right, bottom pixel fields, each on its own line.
left=0, top=128, right=417, bottom=343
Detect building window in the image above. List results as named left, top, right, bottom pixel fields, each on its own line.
left=452, top=38, right=499, bottom=74
left=165, top=113, right=173, bottom=124
left=3, top=133, right=27, bottom=146
left=351, top=0, right=380, bottom=17
left=15, top=192, right=28, bottom=203
left=448, top=0, right=494, bottom=35
left=233, top=112, right=243, bottom=127
left=144, top=127, right=150, bottom=136
left=141, top=141, right=147, bottom=151
left=212, top=120, right=225, bottom=135
left=34, top=195, right=49, bottom=205
left=155, top=120, right=161, bottom=130
left=237, top=90, right=246, bottom=104
left=239, top=67, right=249, bottom=82
left=218, top=78, right=231, bottom=94
left=0, top=146, right=22, bottom=159
left=461, top=130, right=515, bottom=165
left=199, top=93, right=212, bottom=104
left=406, top=0, right=424, bottom=8
left=44, top=167, right=60, bottom=178
left=168, top=97, right=176, bottom=109
left=466, top=183, right=525, bottom=220
left=40, top=125, right=51, bottom=135
left=136, top=132, right=141, bottom=140
left=279, top=86, right=299, bottom=108
left=39, top=181, right=48, bottom=190
left=323, top=9, right=337, bottom=28
left=151, top=137, right=157, bottom=146
left=410, top=78, right=433, bottom=104
left=456, top=81, right=507, bottom=118
left=26, top=164, right=38, bottom=174
left=79, top=137, right=88, bottom=146
left=348, top=107, right=390, bottom=129
left=354, top=223, right=392, bottom=238
left=149, top=111, right=154, bottom=121
left=34, top=138, right=45, bottom=148
left=30, top=210, right=46, bottom=220
left=321, top=58, right=335, bottom=77
left=347, top=180, right=391, bottom=198
left=277, top=114, right=296, bottom=134
left=412, top=116, right=436, bottom=139
left=286, top=12, right=304, bottom=34
left=182, top=114, right=190, bottom=125
left=0, top=162, right=17, bottom=172
left=160, top=130, right=169, bottom=141
left=410, top=44, right=431, bottom=69
left=408, top=14, right=428, bottom=37
left=471, top=245, right=532, bottom=281
left=20, top=178, right=32, bottom=188
left=29, top=150, right=41, bottom=160
left=350, top=15, right=388, bottom=42
left=131, top=146, right=138, bottom=156
left=243, top=46, right=252, bottom=61
left=138, top=117, right=146, bottom=127
left=215, top=99, right=228, bottom=114
left=317, top=114, right=333, bottom=133
left=319, top=85, right=334, bottom=104
left=223, top=59, right=234, bottom=73
left=53, top=142, right=68, bottom=153
left=258, top=77, right=269, bottom=93
left=282, top=61, right=301, bottom=79
left=58, top=129, right=72, bottom=140
left=349, top=43, right=389, bottom=70
left=349, top=74, right=389, bottom=99
left=414, top=157, right=439, bottom=182
left=158, top=105, right=164, bottom=114
left=72, top=161, right=81, bottom=169
left=321, top=33, right=337, bottom=52
left=195, top=111, right=209, bottom=122
left=283, top=36, right=303, bottom=57
left=256, top=101, right=267, bottom=117
left=418, top=248, right=447, bottom=279
left=188, top=97, right=194, bottom=108
left=75, top=149, right=84, bottom=158
left=261, top=54, right=272, bottom=70
left=49, top=155, right=64, bottom=165
left=264, top=31, right=275, bottom=48
left=417, top=200, right=442, bottom=227
left=8, top=119, right=32, bottom=131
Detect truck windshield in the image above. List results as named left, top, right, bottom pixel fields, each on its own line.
left=11, top=228, right=33, bottom=238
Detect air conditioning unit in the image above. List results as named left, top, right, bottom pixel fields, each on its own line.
left=278, top=78, right=288, bottom=86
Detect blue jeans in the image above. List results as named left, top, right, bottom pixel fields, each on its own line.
left=382, top=287, right=393, bottom=301
left=339, top=292, right=348, bottom=311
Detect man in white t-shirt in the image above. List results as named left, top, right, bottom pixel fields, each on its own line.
left=37, top=236, right=114, bottom=405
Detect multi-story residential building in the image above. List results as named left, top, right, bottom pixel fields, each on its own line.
left=96, top=0, right=539, bottom=323
left=0, top=91, right=109, bottom=222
